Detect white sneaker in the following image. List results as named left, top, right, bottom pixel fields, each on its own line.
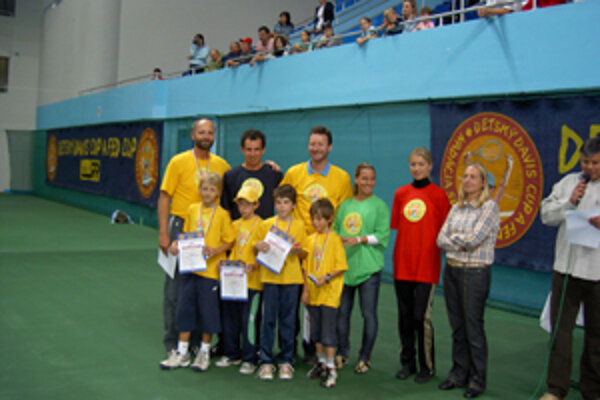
left=215, top=356, right=241, bottom=368
left=191, top=350, right=210, bottom=372
left=321, top=368, right=338, bottom=388
left=257, top=363, right=275, bottom=380
left=159, top=350, right=190, bottom=370
left=239, top=362, right=257, bottom=375
left=278, top=363, right=294, bottom=380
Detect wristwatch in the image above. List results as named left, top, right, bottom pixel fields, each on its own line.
left=326, top=273, right=332, bottom=283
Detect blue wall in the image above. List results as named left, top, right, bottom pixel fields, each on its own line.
left=37, top=1, right=600, bottom=130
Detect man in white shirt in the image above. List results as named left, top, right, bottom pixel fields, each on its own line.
left=540, top=137, right=600, bottom=400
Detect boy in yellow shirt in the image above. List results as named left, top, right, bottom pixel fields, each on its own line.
left=216, top=185, right=263, bottom=375
left=254, top=185, right=308, bottom=381
left=160, top=172, right=235, bottom=372
left=302, top=198, right=348, bottom=388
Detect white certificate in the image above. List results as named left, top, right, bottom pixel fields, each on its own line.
left=177, top=232, right=207, bottom=274
left=157, top=248, right=177, bottom=279
left=256, top=225, right=295, bottom=274
left=220, top=261, right=248, bottom=301
left=566, top=208, right=600, bottom=249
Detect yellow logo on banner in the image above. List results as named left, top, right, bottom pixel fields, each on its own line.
left=80, top=159, right=101, bottom=182
left=135, top=128, right=159, bottom=198
left=47, top=134, right=58, bottom=182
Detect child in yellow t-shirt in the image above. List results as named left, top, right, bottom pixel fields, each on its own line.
left=160, top=172, right=235, bottom=372
left=302, top=198, right=348, bottom=388
left=254, top=184, right=308, bottom=381
left=215, top=185, right=263, bottom=375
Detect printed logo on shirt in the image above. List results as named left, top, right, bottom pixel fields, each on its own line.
left=241, top=177, right=264, bottom=198
left=343, top=212, right=363, bottom=235
left=195, top=208, right=212, bottom=233
left=440, top=112, right=544, bottom=248
left=304, top=183, right=327, bottom=203
left=238, top=227, right=251, bottom=247
left=135, top=128, right=159, bottom=198
left=403, top=199, right=427, bottom=222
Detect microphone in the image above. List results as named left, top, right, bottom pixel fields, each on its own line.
left=576, top=173, right=591, bottom=206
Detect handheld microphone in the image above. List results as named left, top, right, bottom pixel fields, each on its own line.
left=576, top=173, right=591, bottom=206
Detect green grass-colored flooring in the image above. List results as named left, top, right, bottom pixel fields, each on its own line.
left=0, top=194, right=584, bottom=400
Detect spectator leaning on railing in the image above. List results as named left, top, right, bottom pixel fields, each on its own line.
left=256, top=26, right=274, bottom=53
left=274, top=11, right=294, bottom=38
left=415, top=7, right=435, bottom=31
left=401, top=0, right=418, bottom=33
left=205, top=49, right=223, bottom=72
left=250, top=35, right=290, bottom=66
left=380, top=8, right=404, bottom=37
left=315, top=24, right=342, bottom=50
left=294, top=30, right=313, bottom=54
left=222, top=42, right=242, bottom=67
left=227, top=38, right=255, bottom=67
left=356, top=17, right=378, bottom=46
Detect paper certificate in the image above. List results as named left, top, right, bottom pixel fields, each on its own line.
left=157, top=248, right=177, bottom=279
left=177, top=232, right=207, bottom=274
left=566, top=208, right=600, bottom=249
left=220, top=261, right=248, bottom=301
left=256, top=225, right=295, bottom=274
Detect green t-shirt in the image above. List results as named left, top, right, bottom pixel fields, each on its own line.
left=333, top=195, right=390, bottom=286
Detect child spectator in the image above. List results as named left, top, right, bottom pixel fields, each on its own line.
left=356, top=17, right=378, bottom=46
left=274, top=11, right=294, bottom=38
left=402, top=0, right=418, bottom=32
left=380, top=8, right=403, bottom=36
left=188, top=33, right=210, bottom=74
left=415, top=7, right=435, bottom=31
left=254, top=185, right=308, bottom=380
left=293, top=30, right=313, bottom=54
left=216, top=185, right=263, bottom=374
left=159, top=172, right=235, bottom=371
left=205, top=49, right=223, bottom=72
left=255, top=26, right=274, bottom=54
left=315, top=24, right=342, bottom=49
left=302, top=198, right=348, bottom=388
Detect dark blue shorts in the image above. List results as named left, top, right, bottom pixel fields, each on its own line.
left=176, top=274, right=221, bottom=334
left=308, top=305, right=338, bottom=348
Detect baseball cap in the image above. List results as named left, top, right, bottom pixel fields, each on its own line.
left=234, top=185, right=259, bottom=203
left=240, top=37, right=253, bottom=45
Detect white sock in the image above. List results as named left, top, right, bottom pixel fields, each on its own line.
left=177, top=341, right=189, bottom=355
left=200, top=341, right=211, bottom=353
left=326, top=358, right=335, bottom=369
left=317, top=353, right=326, bottom=364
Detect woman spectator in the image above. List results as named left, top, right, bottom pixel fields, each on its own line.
left=313, top=0, right=334, bottom=34
left=250, top=35, right=290, bottom=66
left=356, top=17, right=378, bottom=46
left=415, top=7, right=435, bottom=31
left=334, top=163, right=390, bottom=374
left=391, top=148, right=450, bottom=383
left=274, top=11, right=294, bottom=38
left=436, top=162, right=500, bottom=399
left=188, top=33, right=209, bottom=74
left=293, top=30, right=313, bottom=54
left=402, top=0, right=418, bottom=32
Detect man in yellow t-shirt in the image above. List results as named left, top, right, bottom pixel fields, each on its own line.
left=157, top=118, right=231, bottom=362
left=280, top=125, right=353, bottom=235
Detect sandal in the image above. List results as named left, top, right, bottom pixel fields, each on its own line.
left=335, top=355, right=348, bottom=369
left=354, top=360, right=370, bottom=374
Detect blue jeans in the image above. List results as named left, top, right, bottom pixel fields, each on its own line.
left=336, top=272, right=381, bottom=362
left=259, top=283, right=300, bottom=365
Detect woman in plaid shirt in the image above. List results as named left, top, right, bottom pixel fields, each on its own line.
left=436, top=162, right=500, bottom=399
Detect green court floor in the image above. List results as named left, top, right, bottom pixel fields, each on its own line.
left=0, top=194, right=584, bottom=400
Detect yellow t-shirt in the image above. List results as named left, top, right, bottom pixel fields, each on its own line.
left=280, top=162, right=353, bottom=234
left=255, top=216, right=308, bottom=285
left=303, top=230, right=348, bottom=308
left=229, top=216, right=263, bottom=291
left=183, top=203, right=235, bottom=280
left=160, top=151, right=231, bottom=218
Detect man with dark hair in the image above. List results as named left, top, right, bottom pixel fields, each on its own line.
left=222, top=129, right=283, bottom=220
left=539, top=137, right=600, bottom=400
left=227, top=38, right=255, bottom=67
left=256, top=26, right=274, bottom=54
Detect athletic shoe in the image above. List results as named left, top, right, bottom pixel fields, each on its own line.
left=191, top=350, right=210, bottom=372
left=335, top=355, right=348, bottom=369
left=239, top=362, right=257, bottom=375
left=159, top=350, right=190, bottom=370
left=354, top=360, right=370, bottom=374
left=257, top=363, right=275, bottom=380
left=321, top=368, right=338, bottom=388
left=215, top=356, right=241, bottom=368
left=278, top=363, right=294, bottom=380
left=539, top=393, right=563, bottom=400
left=307, top=362, right=326, bottom=379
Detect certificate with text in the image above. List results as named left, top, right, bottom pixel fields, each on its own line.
left=220, top=261, right=248, bottom=301
left=177, top=232, right=206, bottom=274
left=256, top=225, right=295, bottom=274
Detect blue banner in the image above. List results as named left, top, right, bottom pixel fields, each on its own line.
left=46, top=122, right=163, bottom=207
left=430, top=96, right=600, bottom=272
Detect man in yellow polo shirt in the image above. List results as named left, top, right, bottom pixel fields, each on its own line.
left=280, top=125, right=353, bottom=235
left=157, top=118, right=230, bottom=365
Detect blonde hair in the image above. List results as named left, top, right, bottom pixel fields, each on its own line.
left=409, top=147, right=433, bottom=165
left=354, top=162, right=376, bottom=194
left=198, top=171, right=223, bottom=194
left=457, top=162, right=490, bottom=208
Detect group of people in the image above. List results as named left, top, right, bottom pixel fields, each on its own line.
left=153, top=119, right=600, bottom=399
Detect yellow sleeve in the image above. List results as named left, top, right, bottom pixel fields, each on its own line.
left=220, top=210, right=235, bottom=244
left=159, top=156, right=180, bottom=197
